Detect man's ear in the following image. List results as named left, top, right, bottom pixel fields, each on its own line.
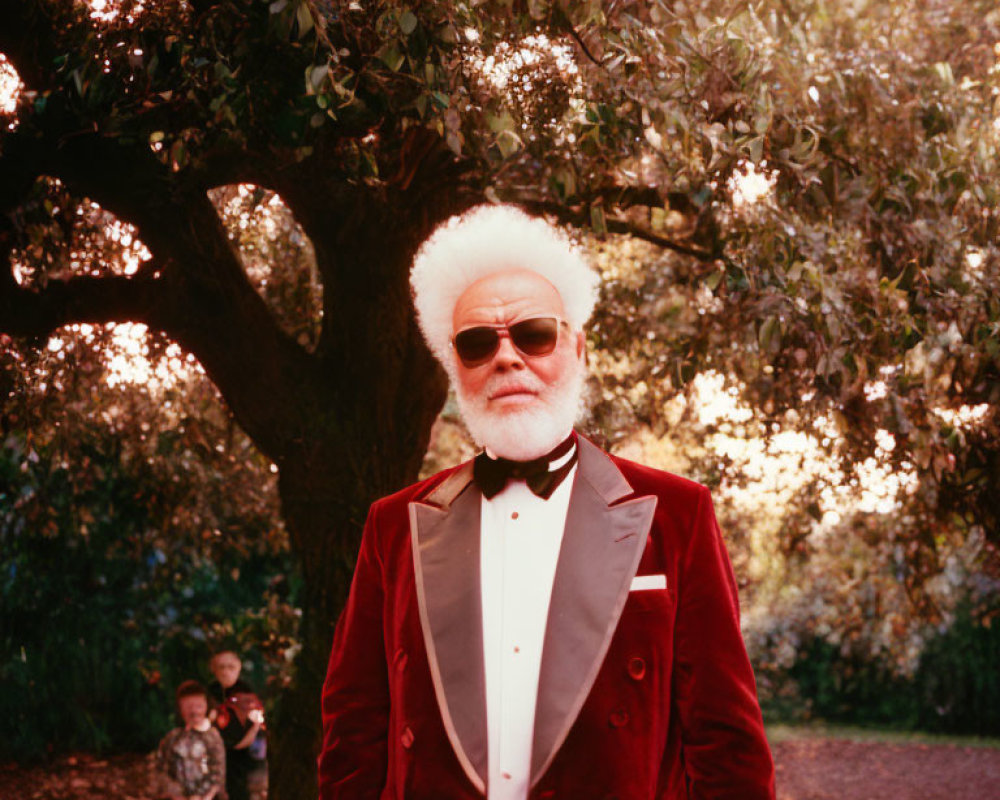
left=575, top=330, right=586, bottom=360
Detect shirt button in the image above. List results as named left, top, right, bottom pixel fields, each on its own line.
left=401, top=726, right=414, bottom=749
left=513, top=646, right=520, bottom=653
left=609, top=709, right=629, bottom=728
left=628, top=656, right=646, bottom=680
left=511, top=511, right=519, bottom=520
left=502, top=771, right=512, bottom=780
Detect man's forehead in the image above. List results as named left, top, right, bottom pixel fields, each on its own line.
left=453, top=268, right=566, bottom=324
left=212, top=652, right=240, bottom=664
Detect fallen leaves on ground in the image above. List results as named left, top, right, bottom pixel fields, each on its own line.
left=2, top=737, right=999, bottom=799
left=773, top=737, right=1000, bottom=800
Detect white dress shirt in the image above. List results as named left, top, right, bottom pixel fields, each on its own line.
left=480, top=449, right=577, bottom=800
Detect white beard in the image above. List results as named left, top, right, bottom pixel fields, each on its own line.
left=455, top=359, right=587, bottom=461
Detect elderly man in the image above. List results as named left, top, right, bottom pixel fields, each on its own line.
left=318, top=205, right=775, bottom=799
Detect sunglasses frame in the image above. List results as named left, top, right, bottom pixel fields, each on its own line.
left=452, top=316, right=569, bottom=368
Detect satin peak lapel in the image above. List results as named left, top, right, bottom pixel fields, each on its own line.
left=530, top=438, right=657, bottom=784
left=408, top=463, right=488, bottom=793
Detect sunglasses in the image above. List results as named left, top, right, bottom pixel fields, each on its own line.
left=452, top=317, right=566, bottom=367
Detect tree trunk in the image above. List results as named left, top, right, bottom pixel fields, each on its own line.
left=263, top=199, right=452, bottom=799
left=267, top=481, right=360, bottom=800
left=267, top=413, right=444, bottom=799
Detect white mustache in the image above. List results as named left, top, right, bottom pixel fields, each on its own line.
left=483, top=373, right=546, bottom=398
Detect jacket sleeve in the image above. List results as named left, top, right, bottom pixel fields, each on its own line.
left=318, top=501, right=390, bottom=799
left=672, top=486, right=775, bottom=799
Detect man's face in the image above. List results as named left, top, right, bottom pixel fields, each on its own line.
left=451, top=268, right=585, bottom=460
left=210, top=652, right=242, bottom=690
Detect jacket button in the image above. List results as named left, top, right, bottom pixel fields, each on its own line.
left=394, top=648, right=408, bottom=672
left=609, top=709, right=629, bottom=728
left=628, top=656, right=646, bottom=680
left=401, top=726, right=414, bottom=749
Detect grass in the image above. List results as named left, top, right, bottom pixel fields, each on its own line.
left=766, top=721, right=1000, bottom=749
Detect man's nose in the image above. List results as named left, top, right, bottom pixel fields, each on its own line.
left=491, top=334, right=525, bottom=370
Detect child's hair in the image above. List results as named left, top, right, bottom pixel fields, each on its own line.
left=209, top=647, right=238, bottom=661
left=175, top=679, right=209, bottom=707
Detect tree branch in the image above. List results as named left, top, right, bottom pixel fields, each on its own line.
left=0, top=129, right=321, bottom=463
left=516, top=197, right=718, bottom=260
left=0, top=268, right=167, bottom=340
left=550, top=3, right=603, bottom=67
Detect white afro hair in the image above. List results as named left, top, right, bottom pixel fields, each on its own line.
left=410, top=203, right=600, bottom=374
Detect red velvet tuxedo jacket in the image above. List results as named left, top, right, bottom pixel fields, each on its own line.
left=319, top=436, right=775, bottom=799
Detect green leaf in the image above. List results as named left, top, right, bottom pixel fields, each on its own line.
left=753, top=88, right=773, bottom=136
left=590, top=203, right=607, bottom=236
left=551, top=167, right=576, bottom=199
left=495, top=129, right=522, bottom=159
left=295, top=2, right=315, bottom=38
left=486, top=112, right=515, bottom=133
left=398, top=10, right=418, bottom=35
left=306, top=64, right=328, bottom=94
left=932, top=61, right=954, bottom=88
left=758, top=316, right=781, bottom=356
left=378, top=46, right=405, bottom=72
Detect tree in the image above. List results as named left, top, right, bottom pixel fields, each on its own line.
left=2, top=0, right=999, bottom=794
left=0, top=2, right=638, bottom=794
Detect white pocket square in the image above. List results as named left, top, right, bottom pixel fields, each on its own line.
left=630, top=574, right=667, bottom=591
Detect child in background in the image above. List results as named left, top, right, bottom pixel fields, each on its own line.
left=153, top=680, right=225, bottom=800
left=208, top=649, right=265, bottom=800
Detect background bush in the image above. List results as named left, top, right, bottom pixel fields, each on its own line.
left=757, top=601, right=1000, bottom=737
left=0, top=342, right=299, bottom=762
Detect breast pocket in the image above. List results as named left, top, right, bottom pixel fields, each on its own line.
left=622, top=587, right=672, bottom=615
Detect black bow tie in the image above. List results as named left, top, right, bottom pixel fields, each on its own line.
left=473, top=434, right=578, bottom=500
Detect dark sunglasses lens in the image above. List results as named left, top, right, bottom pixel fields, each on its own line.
left=455, top=327, right=500, bottom=365
left=510, top=318, right=559, bottom=355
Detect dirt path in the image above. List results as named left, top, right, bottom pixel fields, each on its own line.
left=2, top=736, right=999, bottom=799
